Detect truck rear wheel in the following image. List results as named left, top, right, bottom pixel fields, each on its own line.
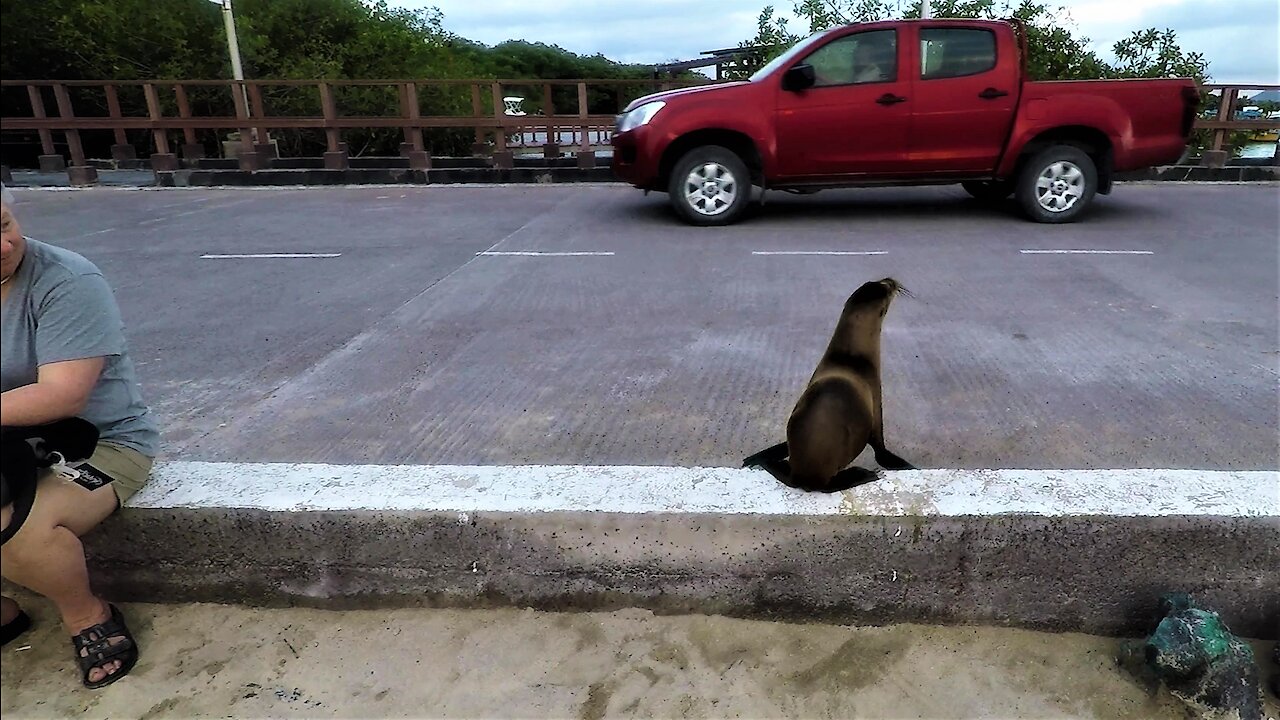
left=667, top=145, right=751, bottom=226
left=1015, top=145, right=1098, bottom=223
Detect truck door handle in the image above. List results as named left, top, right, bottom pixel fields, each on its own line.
left=978, top=87, right=1009, bottom=99
left=876, top=93, right=908, bottom=105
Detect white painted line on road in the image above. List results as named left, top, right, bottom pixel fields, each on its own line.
left=200, top=253, right=342, bottom=259
left=753, top=251, right=888, bottom=256
left=1020, top=250, right=1154, bottom=255
left=478, top=251, right=615, bottom=256
left=130, top=463, right=1278, bottom=518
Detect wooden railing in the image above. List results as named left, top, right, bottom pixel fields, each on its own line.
left=1, top=79, right=1275, bottom=182
left=0, top=78, right=706, bottom=176
left=1196, top=83, right=1280, bottom=167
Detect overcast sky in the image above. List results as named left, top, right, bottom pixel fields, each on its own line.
left=392, top=0, right=1278, bottom=84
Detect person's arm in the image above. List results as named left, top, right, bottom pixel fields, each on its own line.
left=0, top=357, right=105, bottom=426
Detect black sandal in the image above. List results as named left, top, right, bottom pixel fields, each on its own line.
left=70, top=603, right=138, bottom=689
left=2, top=610, right=32, bottom=647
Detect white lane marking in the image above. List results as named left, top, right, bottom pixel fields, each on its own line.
left=1020, top=250, right=1154, bottom=255
left=753, top=251, right=888, bottom=256
left=128, top=463, right=1278, bottom=518
left=170, top=208, right=209, bottom=219
left=200, top=253, right=341, bottom=259
left=478, top=251, right=615, bottom=256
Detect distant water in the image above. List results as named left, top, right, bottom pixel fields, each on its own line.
left=1239, top=142, right=1278, bottom=159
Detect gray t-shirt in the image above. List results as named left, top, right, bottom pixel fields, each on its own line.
left=1, top=238, right=159, bottom=456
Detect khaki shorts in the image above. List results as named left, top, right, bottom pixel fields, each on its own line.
left=77, top=442, right=154, bottom=505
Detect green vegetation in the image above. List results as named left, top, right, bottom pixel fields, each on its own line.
left=0, top=0, right=661, bottom=156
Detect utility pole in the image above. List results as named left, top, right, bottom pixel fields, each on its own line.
left=211, top=0, right=253, bottom=141
left=921, top=0, right=933, bottom=18
left=219, top=0, right=246, bottom=84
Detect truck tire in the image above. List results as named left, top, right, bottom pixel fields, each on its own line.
left=961, top=180, right=1013, bottom=203
left=667, top=145, right=751, bottom=226
left=1015, top=145, right=1098, bottom=223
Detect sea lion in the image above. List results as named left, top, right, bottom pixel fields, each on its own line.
left=743, top=277, right=914, bottom=492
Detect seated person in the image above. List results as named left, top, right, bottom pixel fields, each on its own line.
left=1, top=183, right=159, bottom=689
left=852, top=36, right=896, bottom=83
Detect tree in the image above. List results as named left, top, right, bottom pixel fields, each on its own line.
left=1110, top=28, right=1209, bottom=84
left=0, top=0, right=659, bottom=158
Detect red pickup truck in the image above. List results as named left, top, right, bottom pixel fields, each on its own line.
left=611, top=18, right=1199, bottom=225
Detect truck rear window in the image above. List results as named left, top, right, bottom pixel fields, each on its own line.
left=920, top=28, right=996, bottom=80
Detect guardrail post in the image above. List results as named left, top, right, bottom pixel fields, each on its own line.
left=247, top=83, right=276, bottom=160
left=173, top=84, right=204, bottom=161
left=399, top=82, right=430, bottom=170
left=491, top=81, right=513, bottom=168
left=470, top=83, right=487, bottom=156
left=52, top=83, right=97, bottom=185
left=231, top=80, right=261, bottom=171
left=318, top=82, right=348, bottom=170
left=576, top=82, right=595, bottom=169
left=542, top=83, right=558, bottom=159
left=1202, top=87, right=1236, bottom=168
left=143, top=83, right=179, bottom=173
left=104, top=84, right=136, bottom=164
left=27, top=86, right=65, bottom=172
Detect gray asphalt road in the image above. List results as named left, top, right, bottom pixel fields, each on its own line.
left=10, top=183, right=1279, bottom=470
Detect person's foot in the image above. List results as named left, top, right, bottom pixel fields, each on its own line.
left=65, top=598, right=133, bottom=686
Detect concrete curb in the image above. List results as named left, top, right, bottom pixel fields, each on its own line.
left=1114, top=165, right=1280, bottom=182
left=5, top=163, right=1276, bottom=188
left=156, top=166, right=618, bottom=187
left=150, top=164, right=1277, bottom=187
left=79, top=463, right=1279, bottom=638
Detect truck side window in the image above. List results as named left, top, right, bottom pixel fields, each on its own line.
left=920, top=28, right=996, bottom=80
left=802, top=30, right=897, bottom=87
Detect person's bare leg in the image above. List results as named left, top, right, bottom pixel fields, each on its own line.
left=1, top=476, right=123, bottom=683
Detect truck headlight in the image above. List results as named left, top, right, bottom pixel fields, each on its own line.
left=617, top=101, right=666, bottom=133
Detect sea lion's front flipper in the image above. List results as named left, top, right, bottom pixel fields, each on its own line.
left=742, top=442, right=788, bottom=468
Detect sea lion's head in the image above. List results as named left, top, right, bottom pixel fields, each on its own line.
left=846, top=278, right=908, bottom=318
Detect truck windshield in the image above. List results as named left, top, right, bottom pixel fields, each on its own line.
left=748, top=30, right=834, bottom=82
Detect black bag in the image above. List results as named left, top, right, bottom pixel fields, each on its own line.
left=1, top=418, right=99, bottom=507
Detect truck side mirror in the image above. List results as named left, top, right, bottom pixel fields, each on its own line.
left=782, top=64, right=816, bottom=92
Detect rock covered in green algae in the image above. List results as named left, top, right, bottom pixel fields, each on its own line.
left=1141, top=593, right=1262, bottom=720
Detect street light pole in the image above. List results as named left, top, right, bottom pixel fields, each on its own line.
left=220, top=0, right=246, bottom=84
left=210, top=0, right=253, bottom=142
left=921, top=0, right=932, bottom=19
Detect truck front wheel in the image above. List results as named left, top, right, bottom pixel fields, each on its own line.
left=1015, top=145, right=1098, bottom=223
left=667, top=145, right=751, bottom=226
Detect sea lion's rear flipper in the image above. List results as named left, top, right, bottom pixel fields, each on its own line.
left=742, top=442, right=788, bottom=468
left=823, top=466, right=882, bottom=492
left=873, top=448, right=916, bottom=471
